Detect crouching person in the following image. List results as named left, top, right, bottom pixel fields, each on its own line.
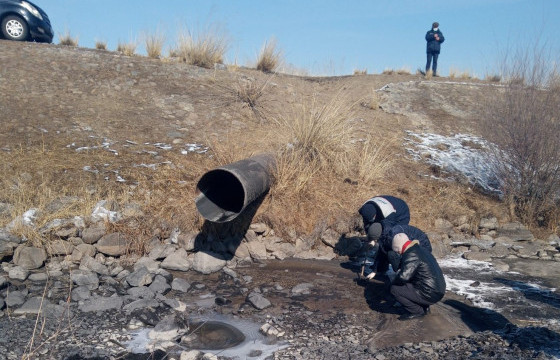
left=390, top=233, right=446, bottom=321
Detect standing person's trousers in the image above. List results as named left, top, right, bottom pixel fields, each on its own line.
left=426, top=52, right=439, bottom=74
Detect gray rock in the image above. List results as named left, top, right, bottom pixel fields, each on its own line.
left=0, top=275, right=6, bottom=288
left=81, top=225, right=106, bottom=244
left=180, top=350, right=204, bottom=360
left=177, top=232, right=197, bottom=251
left=462, top=251, right=492, bottom=262
left=163, top=298, right=187, bottom=312
left=244, top=229, right=259, bottom=242
left=79, top=296, right=123, bottom=312
left=5, top=291, right=26, bottom=307
left=171, top=278, right=191, bottom=293
left=246, top=241, right=267, bottom=260
left=79, top=255, right=109, bottom=275
left=0, top=240, right=17, bottom=261
left=0, top=298, right=4, bottom=310
left=492, top=260, right=510, bottom=272
left=486, top=243, right=512, bottom=258
left=191, top=251, right=226, bottom=274
left=479, top=217, right=499, bottom=230
left=8, top=265, right=29, bottom=281
left=70, top=270, right=100, bottom=290
left=95, top=232, right=128, bottom=256
left=497, top=222, right=534, bottom=241
left=267, top=242, right=296, bottom=260
left=0, top=228, right=21, bottom=243
left=148, top=275, right=170, bottom=294
left=47, top=239, right=75, bottom=255
left=28, top=272, right=48, bottom=282
left=71, top=286, right=91, bottom=301
left=134, top=257, right=160, bottom=273
left=126, top=267, right=153, bottom=287
left=149, top=314, right=188, bottom=341
left=54, top=226, right=79, bottom=239
left=13, top=296, right=49, bottom=315
left=148, top=243, right=177, bottom=260
left=234, top=242, right=251, bottom=259
left=161, top=248, right=191, bottom=271
left=13, top=245, right=47, bottom=270
left=246, top=291, right=272, bottom=310
left=291, top=282, right=314, bottom=295
left=127, top=286, right=156, bottom=299
left=250, top=223, right=270, bottom=235
left=123, top=298, right=160, bottom=312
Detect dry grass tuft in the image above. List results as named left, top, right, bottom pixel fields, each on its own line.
left=144, top=29, right=166, bottom=58
left=396, top=67, right=411, bottom=75
left=176, top=24, right=229, bottom=69
left=256, top=37, right=282, bottom=73
left=117, top=40, right=137, bottom=56
left=58, top=31, right=78, bottom=46
left=353, top=69, right=367, bottom=75
left=485, top=73, right=502, bottom=82
left=425, top=69, right=434, bottom=79
left=382, top=68, right=394, bottom=75
left=95, top=40, right=107, bottom=50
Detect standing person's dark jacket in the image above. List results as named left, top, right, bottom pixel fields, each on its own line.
left=392, top=242, right=446, bottom=303
left=359, top=195, right=410, bottom=233
left=426, top=29, right=445, bottom=54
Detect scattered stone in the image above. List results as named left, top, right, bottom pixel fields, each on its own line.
left=8, top=265, right=29, bottom=281
left=13, top=245, right=47, bottom=270
left=134, top=257, right=160, bottom=273
left=28, top=272, right=48, bottom=282
left=126, top=266, right=153, bottom=287
left=171, top=278, right=191, bottom=293
left=70, top=270, right=100, bottom=290
left=127, top=286, right=156, bottom=300
left=95, top=232, right=128, bottom=256
left=149, top=314, right=188, bottom=341
left=47, top=239, right=75, bottom=255
left=246, top=291, right=271, bottom=310
left=5, top=291, right=26, bottom=307
left=191, top=251, right=226, bottom=274
left=79, top=296, right=123, bottom=312
left=161, top=248, right=191, bottom=271
left=81, top=225, right=106, bottom=244
left=148, top=275, right=171, bottom=294
left=71, top=286, right=91, bottom=301
left=79, top=255, right=109, bottom=275
left=291, top=283, right=314, bottom=295
left=123, top=298, right=160, bottom=312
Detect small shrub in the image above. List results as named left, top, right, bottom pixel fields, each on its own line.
left=95, top=40, right=107, bottom=50
left=485, top=74, right=501, bottom=82
left=425, top=69, right=433, bottom=79
left=396, top=67, right=411, bottom=75
left=482, top=44, right=560, bottom=226
left=117, top=41, right=137, bottom=56
left=353, top=69, right=367, bottom=75
left=382, top=68, right=394, bottom=75
left=58, top=31, right=78, bottom=46
left=256, top=37, right=282, bottom=73
left=176, top=24, right=229, bottom=69
left=144, top=29, right=165, bottom=58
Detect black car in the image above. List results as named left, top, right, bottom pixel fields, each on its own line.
left=0, top=0, right=52, bottom=43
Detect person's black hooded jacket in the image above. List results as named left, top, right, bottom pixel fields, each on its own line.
left=392, top=242, right=446, bottom=303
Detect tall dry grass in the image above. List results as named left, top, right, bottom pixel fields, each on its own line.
left=95, top=40, right=107, bottom=50
left=256, top=37, right=282, bottom=73
left=176, top=24, right=229, bottom=68
left=144, top=29, right=166, bottom=58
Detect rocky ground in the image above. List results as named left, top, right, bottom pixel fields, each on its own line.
left=2, top=212, right=560, bottom=359
left=1, top=40, right=560, bottom=360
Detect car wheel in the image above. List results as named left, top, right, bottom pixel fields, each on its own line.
left=1, top=15, right=29, bottom=41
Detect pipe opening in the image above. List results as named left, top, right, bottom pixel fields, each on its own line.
left=196, top=169, right=245, bottom=222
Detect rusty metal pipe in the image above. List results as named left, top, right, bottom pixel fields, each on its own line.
left=195, top=154, right=276, bottom=222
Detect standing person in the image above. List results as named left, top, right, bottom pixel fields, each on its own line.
left=357, top=195, right=410, bottom=276
left=425, top=21, right=445, bottom=76
left=390, top=233, right=446, bottom=320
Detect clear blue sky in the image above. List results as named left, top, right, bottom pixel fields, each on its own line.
left=36, top=0, right=560, bottom=77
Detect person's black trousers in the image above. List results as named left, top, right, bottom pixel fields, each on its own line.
left=390, top=283, right=434, bottom=315
left=426, top=52, right=439, bottom=74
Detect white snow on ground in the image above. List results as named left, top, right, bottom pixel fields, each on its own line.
left=404, top=131, right=502, bottom=195
left=443, top=276, right=512, bottom=309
